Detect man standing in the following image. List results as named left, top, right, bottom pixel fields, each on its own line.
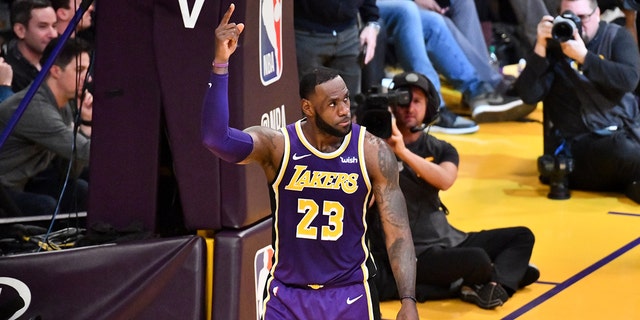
left=294, top=0, right=381, bottom=112
left=202, top=5, right=418, bottom=319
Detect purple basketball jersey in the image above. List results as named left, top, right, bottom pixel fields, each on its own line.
left=269, top=120, right=372, bottom=287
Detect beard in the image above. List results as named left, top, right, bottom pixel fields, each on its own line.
left=315, top=114, right=351, bottom=138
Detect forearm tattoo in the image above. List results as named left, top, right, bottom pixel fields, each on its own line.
left=367, top=133, right=416, bottom=296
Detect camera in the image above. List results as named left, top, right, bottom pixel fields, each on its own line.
left=552, top=10, right=582, bottom=42
left=537, top=154, right=574, bottom=200
left=355, top=85, right=411, bottom=139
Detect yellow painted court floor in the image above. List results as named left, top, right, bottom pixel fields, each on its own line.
left=379, top=104, right=640, bottom=319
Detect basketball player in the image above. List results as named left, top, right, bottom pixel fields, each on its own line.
left=202, top=4, right=418, bottom=320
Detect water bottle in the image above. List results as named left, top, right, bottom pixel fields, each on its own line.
left=489, top=45, right=501, bottom=74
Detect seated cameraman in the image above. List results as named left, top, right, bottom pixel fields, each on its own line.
left=367, top=72, right=539, bottom=310
left=515, top=0, right=640, bottom=203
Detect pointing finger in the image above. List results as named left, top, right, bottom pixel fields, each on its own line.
left=220, top=3, right=236, bottom=25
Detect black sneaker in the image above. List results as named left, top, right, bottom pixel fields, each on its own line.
left=468, top=92, right=536, bottom=123
left=460, top=283, right=509, bottom=309
left=518, top=264, right=540, bottom=288
left=430, top=107, right=479, bottom=134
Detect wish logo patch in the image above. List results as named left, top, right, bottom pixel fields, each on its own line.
left=259, top=0, right=283, bottom=86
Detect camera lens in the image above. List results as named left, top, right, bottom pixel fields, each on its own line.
left=552, top=21, right=574, bottom=42
left=552, top=10, right=582, bottom=42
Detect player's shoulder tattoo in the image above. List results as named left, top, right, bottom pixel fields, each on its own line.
left=364, top=132, right=398, bottom=180
left=364, top=131, right=384, bottom=147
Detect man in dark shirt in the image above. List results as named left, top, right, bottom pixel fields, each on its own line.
left=4, top=0, right=58, bottom=92
left=368, top=72, right=539, bottom=310
left=515, top=0, right=640, bottom=203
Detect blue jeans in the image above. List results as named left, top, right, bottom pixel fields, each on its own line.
left=377, top=0, right=442, bottom=105
left=378, top=0, right=489, bottom=102
left=5, top=165, right=88, bottom=216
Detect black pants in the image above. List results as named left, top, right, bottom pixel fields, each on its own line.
left=374, top=226, right=535, bottom=301
left=569, top=130, right=640, bottom=192
left=417, top=227, right=535, bottom=294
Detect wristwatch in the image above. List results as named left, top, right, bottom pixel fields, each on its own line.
left=365, top=21, right=381, bottom=33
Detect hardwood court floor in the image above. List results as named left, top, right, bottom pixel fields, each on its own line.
left=379, top=102, right=640, bottom=320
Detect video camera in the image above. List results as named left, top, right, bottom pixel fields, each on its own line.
left=552, top=10, right=582, bottom=42
left=355, top=85, right=411, bottom=139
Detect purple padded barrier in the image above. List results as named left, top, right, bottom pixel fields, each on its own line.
left=0, top=236, right=207, bottom=319
left=213, top=217, right=272, bottom=320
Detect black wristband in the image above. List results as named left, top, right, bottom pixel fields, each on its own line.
left=400, top=295, right=417, bottom=303
left=81, top=119, right=92, bottom=126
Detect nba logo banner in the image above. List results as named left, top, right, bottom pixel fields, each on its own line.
left=259, top=0, right=283, bottom=86
left=254, top=245, right=274, bottom=319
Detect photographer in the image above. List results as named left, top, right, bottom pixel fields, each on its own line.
left=515, top=0, right=640, bottom=203
left=367, top=72, right=539, bottom=310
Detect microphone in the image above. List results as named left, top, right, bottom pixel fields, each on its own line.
left=410, top=124, right=426, bottom=133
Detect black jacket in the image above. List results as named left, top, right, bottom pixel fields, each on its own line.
left=516, top=22, right=640, bottom=145
left=293, top=0, right=379, bottom=33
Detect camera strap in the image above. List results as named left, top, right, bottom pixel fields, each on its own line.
left=553, top=140, right=572, bottom=158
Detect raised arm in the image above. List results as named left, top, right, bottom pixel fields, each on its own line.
left=201, top=4, right=253, bottom=164
left=386, top=119, right=457, bottom=191
left=365, top=133, right=418, bottom=320
left=515, top=16, right=555, bottom=105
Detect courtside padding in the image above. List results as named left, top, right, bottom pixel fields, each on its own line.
left=0, top=236, right=207, bottom=319
left=213, top=217, right=272, bottom=320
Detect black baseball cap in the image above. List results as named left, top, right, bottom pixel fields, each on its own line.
left=390, top=72, right=433, bottom=97
left=389, top=71, right=441, bottom=125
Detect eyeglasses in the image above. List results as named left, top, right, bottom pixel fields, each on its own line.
left=577, top=6, right=597, bottom=22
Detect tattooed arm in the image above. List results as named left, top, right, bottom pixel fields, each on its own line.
left=364, top=132, right=418, bottom=320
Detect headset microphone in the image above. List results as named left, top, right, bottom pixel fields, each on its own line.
left=410, top=124, right=427, bottom=133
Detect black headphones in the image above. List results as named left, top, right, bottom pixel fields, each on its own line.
left=389, top=72, right=440, bottom=126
